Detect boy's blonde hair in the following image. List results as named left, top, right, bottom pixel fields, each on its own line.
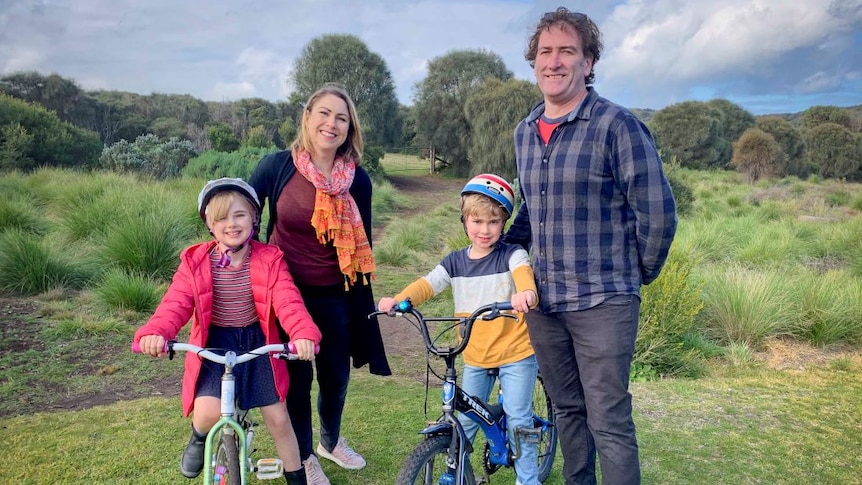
left=205, top=191, right=255, bottom=228
left=461, top=193, right=508, bottom=221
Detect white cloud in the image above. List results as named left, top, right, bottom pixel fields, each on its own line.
left=0, top=0, right=859, bottom=114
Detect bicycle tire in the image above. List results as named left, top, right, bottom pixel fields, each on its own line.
left=534, top=372, right=558, bottom=482
left=214, top=430, right=242, bottom=485
left=396, top=434, right=476, bottom=485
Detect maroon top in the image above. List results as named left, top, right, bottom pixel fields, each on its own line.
left=270, top=174, right=343, bottom=286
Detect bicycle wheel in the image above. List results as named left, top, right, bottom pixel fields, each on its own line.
left=214, top=430, right=242, bottom=485
left=533, top=372, right=558, bottom=482
left=396, top=434, right=476, bottom=485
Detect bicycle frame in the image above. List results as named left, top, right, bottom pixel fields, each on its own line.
left=372, top=300, right=556, bottom=485
left=132, top=341, right=299, bottom=484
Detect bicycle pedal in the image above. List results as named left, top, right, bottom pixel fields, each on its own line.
left=517, top=426, right=543, bottom=444
left=256, top=458, right=284, bottom=479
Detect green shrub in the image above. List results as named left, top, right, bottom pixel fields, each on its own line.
left=793, top=271, right=862, bottom=346
left=635, top=248, right=706, bottom=378
left=0, top=94, right=101, bottom=171
left=97, top=209, right=197, bottom=281
left=700, top=265, right=795, bottom=348
left=666, top=170, right=695, bottom=217
left=95, top=269, right=164, bottom=313
left=0, top=228, right=92, bottom=294
left=100, top=134, right=198, bottom=179
left=825, top=190, right=850, bottom=207
left=183, top=146, right=278, bottom=180
left=0, top=195, right=48, bottom=235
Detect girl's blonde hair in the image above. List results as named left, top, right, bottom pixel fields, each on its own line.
left=460, top=193, right=508, bottom=221
left=291, top=83, right=364, bottom=164
left=205, top=191, right=255, bottom=228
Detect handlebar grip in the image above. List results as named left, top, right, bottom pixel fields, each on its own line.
left=496, top=302, right=514, bottom=311
left=287, top=342, right=321, bottom=354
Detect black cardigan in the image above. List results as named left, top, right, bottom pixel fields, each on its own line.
left=249, top=150, right=391, bottom=376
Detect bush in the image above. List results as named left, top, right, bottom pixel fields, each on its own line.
left=100, top=134, right=197, bottom=179
left=0, top=228, right=93, bottom=294
left=635, top=247, right=706, bottom=379
left=183, top=146, right=280, bottom=180
left=666, top=170, right=695, bottom=217
left=0, top=94, right=101, bottom=171
left=94, top=268, right=164, bottom=313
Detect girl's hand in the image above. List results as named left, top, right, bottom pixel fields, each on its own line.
left=291, top=339, right=317, bottom=361
left=138, top=335, right=167, bottom=357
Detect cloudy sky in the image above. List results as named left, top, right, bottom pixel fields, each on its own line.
left=2, top=0, right=861, bottom=115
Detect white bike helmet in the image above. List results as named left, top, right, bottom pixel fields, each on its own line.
left=461, top=173, right=515, bottom=216
left=197, top=177, right=261, bottom=223
left=197, top=178, right=261, bottom=267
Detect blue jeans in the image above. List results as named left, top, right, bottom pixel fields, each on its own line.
left=287, top=283, right=352, bottom=460
left=526, top=295, right=641, bottom=485
left=458, top=355, right=540, bottom=485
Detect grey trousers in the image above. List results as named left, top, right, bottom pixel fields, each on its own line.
left=526, top=295, right=641, bottom=485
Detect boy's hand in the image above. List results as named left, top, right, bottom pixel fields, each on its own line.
left=291, top=339, right=317, bottom=361
left=138, top=335, right=167, bottom=357
left=377, top=297, right=397, bottom=314
left=511, top=290, right=537, bottom=314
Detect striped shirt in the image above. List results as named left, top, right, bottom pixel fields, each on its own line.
left=504, top=87, right=677, bottom=313
left=210, top=249, right=258, bottom=327
left=394, top=242, right=537, bottom=368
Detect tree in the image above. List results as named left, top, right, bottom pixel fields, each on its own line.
left=412, top=49, right=512, bottom=176
left=464, top=78, right=539, bottom=181
left=208, top=123, right=240, bottom=152
left=290, top=34, right=402, bottom=148
left=801, top=105, right=854, bottom=131
left=755, top=116, right=805, bottom=176
left=730, top=128, right=785, bottom=182
left=804, top=123, right=861, bottom=179
left=650, top=101, right=730, bottom=170
left=0, top=93, right=101, bottom=171
left=707, top=99, right=756, bottom=143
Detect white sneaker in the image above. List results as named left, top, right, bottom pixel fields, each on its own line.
left=316, top=437, right=367, bottom=470
left=303, top=454, right=331, bottom=485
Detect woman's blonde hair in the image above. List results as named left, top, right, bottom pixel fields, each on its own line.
left=291, top=83, right=364, bottom=164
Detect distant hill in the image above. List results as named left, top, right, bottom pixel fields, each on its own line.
left=629, top=104, right=862, bottom=127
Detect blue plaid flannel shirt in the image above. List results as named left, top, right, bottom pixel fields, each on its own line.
left=503, top=88, right=677, bottom=313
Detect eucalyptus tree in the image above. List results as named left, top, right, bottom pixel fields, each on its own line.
left=804, top=123, right=861, bottom=180
left=649, top=101, right=730, bottom=169
left=290, top=34, right=401, bottom=148
left=756, top=116, right=805, bottom=176
left=412, top=49, right=512, bottom=176
left=707, top=99, right=756, bottom=143
left=464, top=78, right=539, bottom=181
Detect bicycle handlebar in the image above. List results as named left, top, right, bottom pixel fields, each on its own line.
left=369, top=300, right=515, bottom=357
left=131, top=341, right=316, bottom=362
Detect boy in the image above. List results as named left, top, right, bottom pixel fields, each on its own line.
left=378, top=174, right=540, bottom=485
left=134, top=178, right=321, bottom=485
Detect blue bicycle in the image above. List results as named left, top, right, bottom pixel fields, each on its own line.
left=371, top=300, right=557, bottom=485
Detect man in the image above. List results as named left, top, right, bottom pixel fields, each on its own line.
left=503, top=7, right=677, bottom=485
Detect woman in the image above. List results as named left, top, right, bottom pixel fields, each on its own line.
left=249, top=84, right=390, bottom=485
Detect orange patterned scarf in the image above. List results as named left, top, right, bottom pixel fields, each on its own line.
left=294, top=150, right=376, bottom=286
